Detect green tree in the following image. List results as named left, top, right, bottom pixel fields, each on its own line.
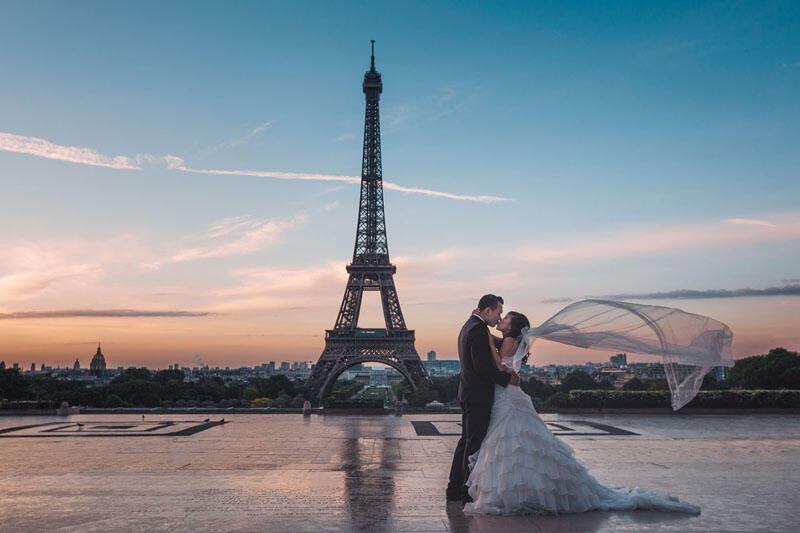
left=406, top=385, right=439, bottom=407
left=251, top=397, right=272, bottom=407
left=112, top=367, right=152, bottom=383
left=251, top=375, right=295, bottom=398
left=0, top=369, right=30, bottom=400
left=153, top=369, right=183, bottom=384
left=521, top=377, right=556, bottom=399
left=728, top=348, right=800, bottom=389
left=242, top=385, right=259, bottom=401
left=622, top=377, right=648, bottom=391
left=429, top=375, right=459, bottom=404
left=560, top=371, right=599, bottom=392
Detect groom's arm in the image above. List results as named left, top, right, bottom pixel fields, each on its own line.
left=469, top=327, right=512, bottom=388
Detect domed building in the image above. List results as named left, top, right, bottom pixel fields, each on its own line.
left=89, top=343, right=107, bottom=376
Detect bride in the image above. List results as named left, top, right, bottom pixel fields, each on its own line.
left=463, top=310, right=701, bottom=515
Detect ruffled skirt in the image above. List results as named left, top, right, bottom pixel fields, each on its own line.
left=463, top=385, right=700, bottom=515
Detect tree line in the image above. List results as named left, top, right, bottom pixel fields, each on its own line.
left=0, top=368, right=305, bottom=408
left=1, top=347, right=797, bottom=409
left=401, top=347, right=800, bottom=407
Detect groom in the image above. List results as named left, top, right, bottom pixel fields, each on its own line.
left=446, top=294, right=520, bottom=504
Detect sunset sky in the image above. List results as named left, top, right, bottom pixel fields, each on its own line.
left=1, top=1, right=798, bottom=369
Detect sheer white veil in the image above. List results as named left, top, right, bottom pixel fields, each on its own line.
left=511, top=299, right=734, bottom=410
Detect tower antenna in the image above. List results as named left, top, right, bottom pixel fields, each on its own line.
left=370, top=39, right=375, bottom=70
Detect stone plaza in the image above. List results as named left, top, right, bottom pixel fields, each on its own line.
left=1, top=413, right=799, bottom=532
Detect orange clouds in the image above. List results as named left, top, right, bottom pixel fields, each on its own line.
left=0, top=212, right=798, bottom=367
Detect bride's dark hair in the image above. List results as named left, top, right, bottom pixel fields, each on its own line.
left=503, top=311, right=530, bottom=340
left=503, top=311, right=531, bottom=364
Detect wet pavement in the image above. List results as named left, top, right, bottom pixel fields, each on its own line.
left=1, top=413, right=799, bottom=532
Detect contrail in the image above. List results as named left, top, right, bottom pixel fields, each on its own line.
left=1, top=131, right=513, bottom=203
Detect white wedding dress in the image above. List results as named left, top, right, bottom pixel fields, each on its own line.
left=463, top=355, right=700, bottom=516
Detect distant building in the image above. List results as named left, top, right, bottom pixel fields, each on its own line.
left=0, top=361, right=5, bottom=370
left=427, top=350, right=437, bottom=362
left=424, top=359, right=460, bottom=376
left=370, top=368, right=388, bottom=386
left=610, top=353, right=627, bottom=367
left=90, top=344, right=107, bottom=376
left=268, top=361, right=276, bottom=372
left=12, top=363, right=19, bottom=370
left=40, top=363, right=45, bottom=371
left=280, top=362, right=290, bottom=371
left=30, top=362, right=36, bottom=372
left=73, top=359, right=81, bottom=370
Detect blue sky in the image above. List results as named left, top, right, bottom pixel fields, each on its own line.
left=1, top=1, right=798, bottom=367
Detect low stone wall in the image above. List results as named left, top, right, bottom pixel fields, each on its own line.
left=545, top=389, right=800, bottom=410
left=4, top=406, right=800, bottom=416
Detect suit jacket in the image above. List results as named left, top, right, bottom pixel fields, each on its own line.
left=456, top=314, right=512, bottom=405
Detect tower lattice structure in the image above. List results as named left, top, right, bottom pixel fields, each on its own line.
left=306, top=42, right=429, bottom=404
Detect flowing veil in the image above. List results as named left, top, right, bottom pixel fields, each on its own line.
left=511, top=299, right=734, bottom=410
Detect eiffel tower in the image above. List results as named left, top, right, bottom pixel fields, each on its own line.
left=306, top=41, right=429, bottom=404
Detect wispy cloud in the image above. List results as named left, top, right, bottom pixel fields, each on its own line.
left=207, top=262, right=348, bottom=312
left=518, top=214, right=800, bottom=263
left=782, top=278, right=800, bottom=283
left=541, top=297, right=575, bottom=304
left=203, top=121, right=272, bottom=153
left=204, top=215, right=262, bottom=239
left=144, top=214, right=307, bottom=270
left=0, top=234, right=146, bottom=305
left=781, top=60, right=800, bottom=70
left=168, top=156, right=512, bottom=203
left=599, top=284, right=800, bottom=301
left=205, top=248, right=491, bottom=313
left=382, top=181, right=509, bottom=203
left=378, top=179, right=506, bottom=204
left=0, top=130, right=509, bottom=203
left=382, top=85, right=479, bottom=133
left=166, top=156, right=360, bottom=184
left=726, top=217, right=776, bottom=227
left=0, top=309, right=213, bottom=320
left=0, top=272, right=73, bottom=302
left=0, top=132, right=139, bottom=169
left=334, top=132, right=357, bottom=143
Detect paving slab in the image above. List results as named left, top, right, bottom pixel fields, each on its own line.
left=1, top=413, right=798, bottom=532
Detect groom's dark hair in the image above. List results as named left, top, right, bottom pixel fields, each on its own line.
left=477, top=294, right=504, bottom=311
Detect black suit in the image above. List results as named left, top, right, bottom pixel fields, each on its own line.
left=446, top=314, right=512, bottom=503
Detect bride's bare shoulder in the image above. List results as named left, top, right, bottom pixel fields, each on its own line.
left=499, top=336, right=518, bottom=357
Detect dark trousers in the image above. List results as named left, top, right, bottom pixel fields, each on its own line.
left=446, top=401, right=492, bottom=502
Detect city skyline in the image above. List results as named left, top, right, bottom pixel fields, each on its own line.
left=1, top=2, right=799, bottom=368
